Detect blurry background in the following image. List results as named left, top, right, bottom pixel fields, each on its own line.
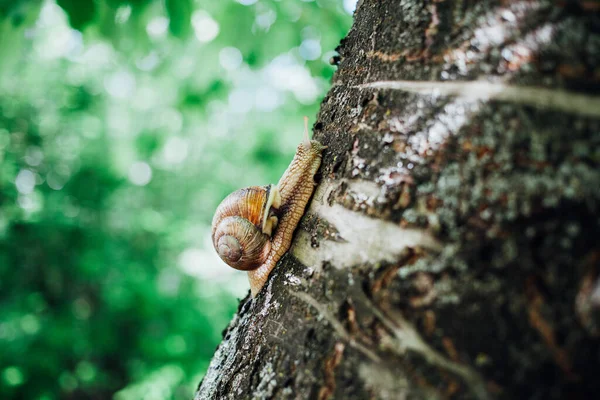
left=0, top=0, right=353, bottom=398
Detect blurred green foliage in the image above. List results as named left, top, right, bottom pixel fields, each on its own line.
left=0, top=0, right=352, bottom=398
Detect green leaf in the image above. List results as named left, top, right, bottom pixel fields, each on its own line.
left=56, top=0, right=96, bottom=31
left=165, top=0, right=192, bottom=39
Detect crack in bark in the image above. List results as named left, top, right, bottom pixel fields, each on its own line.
left=292, top=289, right=491, bottom=400
left=360, top=296, right=491, bottom=400
left=290, top=291, right=381, bottom=363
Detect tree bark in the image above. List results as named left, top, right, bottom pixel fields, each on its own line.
left=195, top=1, right=600, bottom=399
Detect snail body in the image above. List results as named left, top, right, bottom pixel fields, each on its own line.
left=211, top=119, right=326, bottom=297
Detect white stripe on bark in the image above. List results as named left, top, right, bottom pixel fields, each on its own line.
left=355, top=80, right=600, bottom=118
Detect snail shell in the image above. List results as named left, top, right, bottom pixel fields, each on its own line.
left=211, top=185, right=281, bottom=271
left=211, top=118, right=326, bottom=297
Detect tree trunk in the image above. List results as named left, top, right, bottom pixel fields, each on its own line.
left=195, top=1, right=600, bottom=399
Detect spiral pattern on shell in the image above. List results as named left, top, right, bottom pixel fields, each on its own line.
left=211, top=185, right=280, bottom=271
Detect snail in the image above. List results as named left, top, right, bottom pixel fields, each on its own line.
left=211, top=118, right=326, bottom=297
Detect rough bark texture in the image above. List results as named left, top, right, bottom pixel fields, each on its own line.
left=196, top=1, right=600, bottom=399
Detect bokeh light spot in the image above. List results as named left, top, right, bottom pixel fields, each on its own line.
left=25, top=146, right=44, bottom=166
left=75, top=361, right=97, bottom=383
left=20, top=314, right=40, bottom=335
left=147, top=17, right=169, bottom=38
left=192, top=11, right=219, bottom=43
left=256, top=9, right=276, bottom=30
left=136, top=52, right=160, bottom=72
left=219, top=47, right=243, bottom=71
left=299, top=39, right=322, bottom=60
left=162, top=137, right=189, bottom=165
left=15, top=169, right=36, bottom=194
left=179, top=247, right=234, bottom=280
left=344, top=0, right=359, bottom=14
left=72, top=298, right=92, bottom=320
left=2, top=367, right=24, bottom=387
left=18, top=193, right=43, bottom=212
left=115, top=5, right=132, bottom=24
left=228, top=89, right=254, bottom=114
left=59, top=372, right=78, bottom=392
left=47, top=165, right=71, bottom=191
left=165, top=334, right=187, bottom=356
left=255, top=86, right=281, bottom=112
left=104, top=71, right=136, bottom=99
left=128, top=162, right=153, bottom=186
